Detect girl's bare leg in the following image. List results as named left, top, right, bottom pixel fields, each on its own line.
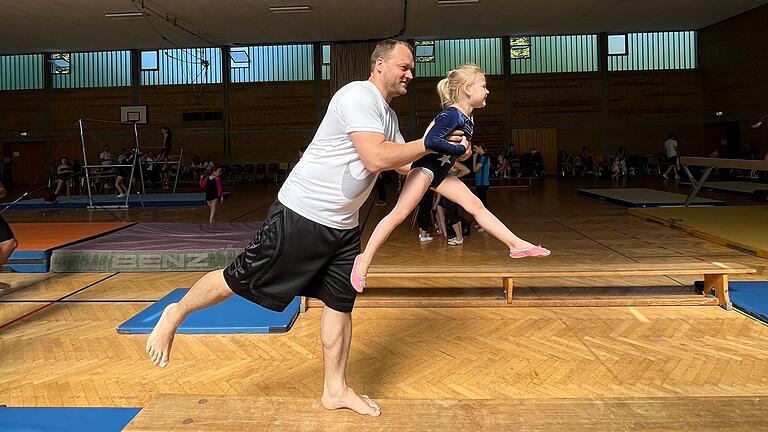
left=356, top=170, right=432, bottom=275
left=435, top=176, right=535, bottom=250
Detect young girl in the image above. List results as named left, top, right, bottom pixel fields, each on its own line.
left=199, top=166, right=224, bottom=223
left=351, top=64, right=550, bottom=292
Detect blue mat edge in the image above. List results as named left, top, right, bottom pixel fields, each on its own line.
left=117, top=289, right=301, bottom=334
left=729, top=281, right=768, bottom=324
left=0, top=407, right=141, bottom=432
left=5, top=263, right=49, bottom=273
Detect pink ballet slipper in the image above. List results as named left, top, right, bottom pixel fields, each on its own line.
left=350, top=255, right=367, bottom=293
left=509, top=245, right=551, bottom=259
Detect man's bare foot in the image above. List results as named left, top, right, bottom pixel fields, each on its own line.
left=321, top=387, right=381, bottom=416
left=146, top=303, right=180, bottom=368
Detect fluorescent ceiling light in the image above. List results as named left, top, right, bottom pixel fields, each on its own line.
left=105, top=11, right=146, bottom=18
left=436, top=0, right=479, bottom=6
left=269, top=5, right=311, bottom=13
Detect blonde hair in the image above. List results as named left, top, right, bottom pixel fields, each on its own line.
left=436, top=64, right=485, bottom=109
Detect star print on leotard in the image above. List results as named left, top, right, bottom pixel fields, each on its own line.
left=411, top=107, right=474, bottom=188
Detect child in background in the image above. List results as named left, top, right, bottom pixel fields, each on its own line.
left=200, top=166, right=224, bottom=223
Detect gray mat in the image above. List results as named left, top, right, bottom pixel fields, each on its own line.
left=578, top=188, right=725, bottom=207
left=51, top=222, right=261, bottom=272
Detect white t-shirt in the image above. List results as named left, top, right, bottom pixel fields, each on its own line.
left=278, top=80, right=404, bottom=229
left=664, top=138, right=678, bottom=157
left=99, top=150, right=111, bottom=165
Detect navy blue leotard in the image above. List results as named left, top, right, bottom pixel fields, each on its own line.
left=411, top=107, right=473, bottom=188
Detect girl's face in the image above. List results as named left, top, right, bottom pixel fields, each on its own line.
left=213, top=169, right=221, bottom=177
left=466, top=73, right=489, bottom=109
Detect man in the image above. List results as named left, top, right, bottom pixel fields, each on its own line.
left=662, top=133, right=680, bottom=180
left=145, top=40, right=468, bottom=417
left=99, top=145, right=112, bottom=165
left=0, top=180, right=19, bottom=292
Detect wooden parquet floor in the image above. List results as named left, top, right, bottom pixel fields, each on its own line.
left=2, top=301, right=768, bottom=407
left=1, top=178, right=767, bottom=430
left=125, top=394, right=768, bottom=431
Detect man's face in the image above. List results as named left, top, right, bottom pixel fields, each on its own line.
left=378, top=45, right=414, bottom=99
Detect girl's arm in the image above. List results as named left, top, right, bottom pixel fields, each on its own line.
left=472, top=154, right=481, bottom=172
left=199, top=176, right=208, bottom=188
left=424, top=110, right=469, bottom=156
left=215, top=177, right=224, bottom=199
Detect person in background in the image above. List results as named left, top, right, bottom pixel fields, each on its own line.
left=54, top=157, right=74, bottom=196
left=0, top=180, right=18, bottom=292
left=200, top=166, right=224, bottom=223
left=472, top=143, right=491, bottom=232
left=662, top=133, right=680, bottom=180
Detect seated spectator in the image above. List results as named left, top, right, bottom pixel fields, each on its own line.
left=522, top=149, right=545, bottom=177
left=54, top=157, right=74, bottom=196
left=559, top=150, right=574, bottom=177
left=187, top=157, right=204, bottom=181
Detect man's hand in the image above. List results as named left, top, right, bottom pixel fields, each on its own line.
left=446, top=130, right=470, bottom=161
left=457, top=137, right=472, bottom=161
left=395, top=164, right=411, bottom=176
left=445, top=129, right=464, bottom=143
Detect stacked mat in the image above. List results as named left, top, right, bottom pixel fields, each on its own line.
left=51, top=222, right=261, bottom=272
left=7, top=222, right=134, bottom=272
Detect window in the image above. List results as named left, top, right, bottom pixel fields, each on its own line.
left=415, top=41, right=435, bottom=63
left=608, top=34, right=627, bottom=55
left=51, top=53, right=71, bottom=74
left=608, top=31, right=697, bottom=71
left=321, top=44, right=330, bottom=80
left=509, top=35, right=598, bottom=74
left=510, top=37, right=531, bottom=59
left=141, top=48, right=222, bottom=85
left=228, top=45, right=313, bottom=82
left=1, top=54, right=44, bottom=91
left=230, top=48, right=250, bottom=68
left=51, top=51, right=131, bottom=88
left=141, top=51, right=158, bottom=70
left=415, top=38, right=502, bottom=77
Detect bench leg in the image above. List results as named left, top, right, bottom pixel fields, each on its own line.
left=504, top=278, right=514, bottom=304
left=683, top=166, right=712, bottom=207
left=704, top=274, right=731, bottom=310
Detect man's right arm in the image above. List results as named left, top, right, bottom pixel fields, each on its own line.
left=350, top=132, right=429, bottom=173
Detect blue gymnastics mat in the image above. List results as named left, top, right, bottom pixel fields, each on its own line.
left=729, top=281, right=768, bottom=324
left=117, top=288, right=301, bottom=334
left=0, top=407, right=140, bottom=432
left=5, top=249, right=50, bottom=273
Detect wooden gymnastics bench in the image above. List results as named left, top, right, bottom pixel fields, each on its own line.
left=680, top=156, right=768, bottom=206
left=366, top=262, right=756, bottom=310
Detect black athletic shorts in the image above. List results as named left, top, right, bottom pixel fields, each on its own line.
left=0, top=215, right=14, bottom=243
left=223, top=200, right=360, bottom=313
left=667, top=155, right=679, bottom=165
